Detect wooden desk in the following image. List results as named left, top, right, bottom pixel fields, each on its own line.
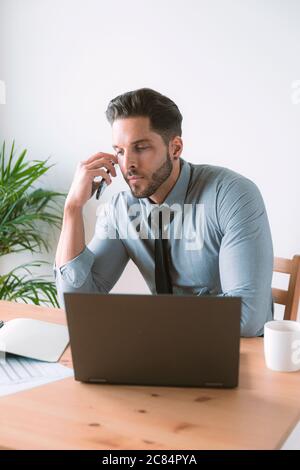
left=0, top=299, right=299, bottom=450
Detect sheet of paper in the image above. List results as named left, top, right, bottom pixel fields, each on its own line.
left=0, top=353, right=74, bottom=397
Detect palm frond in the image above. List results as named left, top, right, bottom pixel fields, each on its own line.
left=0, top=141, right=66, bottom=256
left=0, top=140, right=66, bottom=307
left=0, top=261, right=59, bottom=307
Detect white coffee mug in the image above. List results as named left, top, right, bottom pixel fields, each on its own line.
left=264, top=320, right=300, bottom=372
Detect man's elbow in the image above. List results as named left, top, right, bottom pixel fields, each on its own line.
left=240, top=296, right=273, bottom=337
left=240, top=321, right=263, bottom=337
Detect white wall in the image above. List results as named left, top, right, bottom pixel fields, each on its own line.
left=0, top=0, right=299, bottom=316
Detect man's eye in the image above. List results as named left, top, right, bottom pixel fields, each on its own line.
left=116, top=147, right=149, bottom=156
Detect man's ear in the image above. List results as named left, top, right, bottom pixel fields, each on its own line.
left=171, top=137, right=183, bottom=160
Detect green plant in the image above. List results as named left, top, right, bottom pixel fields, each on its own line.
left=0, top=140, right=65, bottom=307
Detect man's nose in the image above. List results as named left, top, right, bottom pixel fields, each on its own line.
left=122, top=151, right=137, bottom=171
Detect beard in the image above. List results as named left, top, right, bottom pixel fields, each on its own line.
left=126, top=151, right=173, bottom=199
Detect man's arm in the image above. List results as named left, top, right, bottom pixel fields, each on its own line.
left=55, top=151, right=117, bottom=268
left=54, top=152, right=129, bottom=308
left=55, top=204, right=85, bottom=269
left=216, top=176, right=274, bottom=337
left=54, top=228, right=129, bottom=309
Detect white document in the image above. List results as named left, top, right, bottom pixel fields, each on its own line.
left=0, top=318, right=69, bottom=362
left=0, top=353, right=73, bottom=397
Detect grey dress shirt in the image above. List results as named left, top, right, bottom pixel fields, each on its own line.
left=54, top=158, right=274, bottom=337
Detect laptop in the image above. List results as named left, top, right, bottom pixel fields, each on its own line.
left=63, top=293, right=241, bottom=388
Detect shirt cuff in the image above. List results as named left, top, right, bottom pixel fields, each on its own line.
left=53, top=246, right=95, bottom=288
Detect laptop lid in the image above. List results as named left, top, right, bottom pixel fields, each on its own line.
left=64, top=293, right=241, bottom=388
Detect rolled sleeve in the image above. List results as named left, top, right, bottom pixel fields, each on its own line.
left=53, top=246, right=98, bottom=309
left=53, top=193, right=129, bottom=310
left=53, top=246, right=95, bottom=288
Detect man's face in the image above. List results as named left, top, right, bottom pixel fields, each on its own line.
left=112, top=116, right=176, bottom=198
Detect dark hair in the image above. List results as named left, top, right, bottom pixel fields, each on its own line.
left=105, top=88, right=183, bottom=147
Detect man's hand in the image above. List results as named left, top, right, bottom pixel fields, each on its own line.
left=65, top=152, right=118, bottom=209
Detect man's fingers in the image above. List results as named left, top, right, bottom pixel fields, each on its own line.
left=86, top=159, right=116, bottom=176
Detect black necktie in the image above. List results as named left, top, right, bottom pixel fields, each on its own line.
left=154, top=210, right=173, bottom=294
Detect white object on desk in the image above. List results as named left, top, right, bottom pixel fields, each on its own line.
left=0, top=353, right=73, bottom=397
left=0, top=318, right=69, bottom=362
left=264, top=320, right=300, bottom=372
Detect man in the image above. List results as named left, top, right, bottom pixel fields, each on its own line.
left=54, top=87, right=274, bottom=337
